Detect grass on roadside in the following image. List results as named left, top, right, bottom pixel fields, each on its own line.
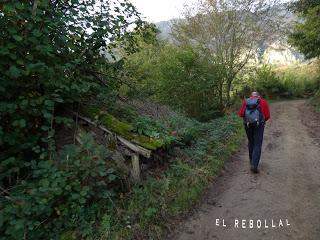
left=275, top=61, right=320, bottom=98
left=311, top=90, right=320, bottom=111
left=97, top=113, right=244, bottom=239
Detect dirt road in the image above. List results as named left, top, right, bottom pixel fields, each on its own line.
left=169, top=100, right=320, bottom=240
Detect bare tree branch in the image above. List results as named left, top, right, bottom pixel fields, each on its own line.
left=172, top=0, right=287, bottom=104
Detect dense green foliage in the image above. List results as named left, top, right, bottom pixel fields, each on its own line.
left=96, top=113, right=244, bottom=239
left=290, top=0, right=319, bottom=14
left=2, top=133, right=119, bottom=239
left=4, top=0, right=320, bottom=239
left=311, top=90, right=320, bottom=111
left=0, top=1, right=143, bottom=238
left=81, top=105, right=171, bottom=150
left=235, top=64, right=319, bottom=99
left=0, top=1, right=243, bottom=238
left=124, top=44, right=225, bottom=120
left=254, top=65, right=318, bottom=98
left=289, top=0, right=320, bottom=106
left=289, top=0, right=320, bottom=59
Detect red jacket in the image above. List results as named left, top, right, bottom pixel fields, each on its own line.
left=238, top=96, right=270, bottom=121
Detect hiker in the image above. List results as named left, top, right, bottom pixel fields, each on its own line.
left=238, top=92, right=270, bottom=173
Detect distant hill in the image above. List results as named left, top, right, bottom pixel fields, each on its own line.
left=156, top=20, right=175, bottom=41
left=155, top=9, right=305, bottom=65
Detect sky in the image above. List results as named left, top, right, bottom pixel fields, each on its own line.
left=129, top=0, right=293, bottom=23
left=130, top=0, right=197, bottom=23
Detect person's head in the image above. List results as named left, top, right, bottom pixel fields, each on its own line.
left=251, top=91, right=260, bottom=97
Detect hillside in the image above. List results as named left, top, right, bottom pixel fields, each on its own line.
left=155, top=7, right=305, bottom=65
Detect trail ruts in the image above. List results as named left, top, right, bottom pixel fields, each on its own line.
left=168, top=100, right=320, bottom=240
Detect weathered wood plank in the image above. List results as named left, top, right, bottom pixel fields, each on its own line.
left=72, top=111, right=152, bottom=158
left=117, top=136, right=151, bottom=158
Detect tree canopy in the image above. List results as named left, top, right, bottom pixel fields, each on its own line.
left=172, top=0, right=285, bottom=106
left=0, top=1, right=143, bottom=238
left=289, top=0, right=320, bottom=59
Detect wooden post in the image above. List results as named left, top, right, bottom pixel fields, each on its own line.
left=131, top=153, right=141, bottom=183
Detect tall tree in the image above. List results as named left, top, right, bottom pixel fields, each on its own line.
left=0, top=1, right=142, bottom=238
left=0, top=0, right=142, bottom=170
left=289, top=0, right=320, bottom=59
left=172, top=0, right=285, bottom=106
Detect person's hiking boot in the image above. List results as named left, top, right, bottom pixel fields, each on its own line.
left=250, top=161, right=255, bottom=171
left=251, top=167, right=259, bottom=174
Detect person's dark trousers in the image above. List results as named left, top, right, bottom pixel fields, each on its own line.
left=245, top=123, right=265, bottom=169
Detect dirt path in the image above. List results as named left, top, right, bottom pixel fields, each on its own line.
left=168, top=100, right=320, bottom=240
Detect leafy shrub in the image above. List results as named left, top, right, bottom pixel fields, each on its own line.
left=0, top=1, right=142, bottom=238
left=279, top=63, right=320, bottom=97
left=159, top=113, right=204, bottom=145
left=251, top=64, right=320, bottom=99
left=131, top=115, right=176, bottom=147
left=124, top=44, right=225, bottom=120
left=132, top=116, right=164, bottom=138
left=311, top=89, right=320, bottom=111
left=1, top=133, right=119, bottom=239
left=253, top=65, right=287, bottom=98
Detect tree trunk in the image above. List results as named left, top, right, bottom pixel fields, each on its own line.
left=219, top=82, right=223, bottom=110
left=226, top=80, right=232, bottom=106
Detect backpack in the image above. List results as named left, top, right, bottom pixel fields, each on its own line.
left=244, top=97, right=264, bottom=127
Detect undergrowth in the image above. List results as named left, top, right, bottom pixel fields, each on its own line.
left=311, top=90, right=320, bottom=111
left=257, top=64, right=319, bottom=98
left=97, top=113, right=244, bottom=239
